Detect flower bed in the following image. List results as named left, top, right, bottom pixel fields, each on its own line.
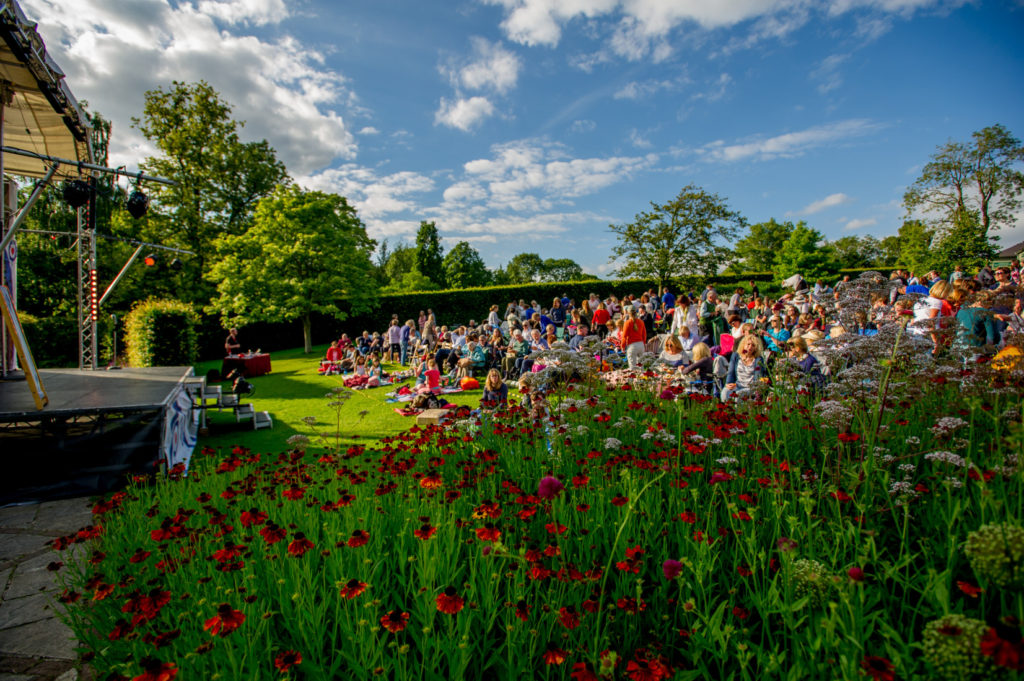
left=53, top=355, right=1024, bottom=680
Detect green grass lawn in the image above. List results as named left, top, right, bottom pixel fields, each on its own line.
left=193, top=345, right=489, bottom=453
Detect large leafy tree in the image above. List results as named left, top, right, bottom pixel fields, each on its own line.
left=207, top=186, right=377, bottom=353
left=931, top=210, right=997, bottom=274
left=414, top=221, right=446, bottom=289
left=442, top=241, right=491, bottom=289
left=501, top=253, right=545, bottom=284
left=827, top=235, right=883, bottom=270
left=133, top=81, right=288, bottom=305
left=904, top=124, right=1024, bottom=236
left=894, top=220, right=936, bottom=277
left=539, top=258, right=585, bottom=282
left=609, top=185, right=745, bottom=288
left=731, top=219, right=794, bottom=272
left=773, top=223, right=833, bottom=283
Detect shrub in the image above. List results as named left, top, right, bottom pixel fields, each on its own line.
left=124, top=299, right=199, bottom=367
left=19, top=312, right=79, bottom=368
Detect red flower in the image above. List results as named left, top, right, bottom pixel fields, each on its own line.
left=980, top=628, right=1024, bottom=670
left=626, top=654, right=672, bottom=681
left=662, top=559, right=683, bottom=580
left=513, top=599, right=531, bottom=621
left=847, top=566, right=865, bottom=582
left=282, top=486, right=305, bottom=500
left=957, top=581, right=983, bottom=598
left=203, top=604, right=245, bottom=637
left=339, top=579, right=367, bottom=599
left=837, top=432, right=861, bottom=443
left=420, top=474, right=443, bottom=489
left=542, top=644, right=568, bottom=666
left=611, top=495, right=629, bottom=507
left=380, top=610, right=409, bottom=633
left=537, top=476, right=564, bottom=499
left=129, top=549, right=151, bottom=564
left=570, top=662, right=598, bottom=681
left=678, top=511, right=697, bottom=523
left=616, top=545, right=645, bottom=574
left=860, top=656, right=895, bottom=681
left=260, top=524, right=286, bottom=545
left=287, top=533, right=314, bottom=557
left=274, top=650, right=302, bottom=673
left=348, top=529, right=370, bottom=548
left=558, top=605, right=581, bottom=630
left=240, top=508, right=268, bottom=527
left=545, top=522, right=568, bottom=535
left=476, top=524, right=501, bottom=542
left=436, top=587, right=464, bottom=615
left=414, top=524, right=436, bottom=540
left=132, top=659, right=177, bottom=681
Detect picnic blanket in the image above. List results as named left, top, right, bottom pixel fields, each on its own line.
left=387, top=386, right=465, bottom=403
left=393, top=403, right=458, bottom=417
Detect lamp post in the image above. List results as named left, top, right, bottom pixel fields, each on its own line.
left=108, top=313, right=121, bottom=370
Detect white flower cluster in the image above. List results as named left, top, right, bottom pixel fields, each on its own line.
left=604, top=437, right=622, bottom=450
left=716, top=456, right=739, bottom=466
left=613, top=416, right=635, bottom=429
left=905, top=436, right=921, bottom=446
left=930, top=417, right=968, bottom=437
left=813, top=400, right=854, bottom=430
left=924, top=451, right=968, bottom=468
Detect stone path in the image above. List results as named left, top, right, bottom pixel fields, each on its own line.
left=0, top=498, right=94, bottom=681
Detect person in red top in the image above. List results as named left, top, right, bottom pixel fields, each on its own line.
left=621, top=306, right=647, bottom=368
left=320, top=341, right=343, bottom=375
left=590, top=302, right=611, bottom=339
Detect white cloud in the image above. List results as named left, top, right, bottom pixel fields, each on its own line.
left=789, top=192, right=852, bottom=216
left=445, top=37, right=522, bottom=94
left=434, top=96, right=496, bottom=131
left=810, top=53, right=849, bottom=93
left=24, top=0, right=358, bottom=176
left=614, top=73, right=688, bottom=100
left=629, top=129, right=653, bottom=149
left=299, top=165, right=434, bottom=219
left=691, top=73, right=732, bottom=102
left=570, top=119, right=596, bottom=133
left=482, top=0, right=961, bottom=61
left=844, top=217, right=878, bottom=230
left=358, top=126, right=380, bottom=136
left=699, top=119, right=883, bottom=163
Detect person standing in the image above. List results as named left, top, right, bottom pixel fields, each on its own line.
left=400, top=320, right=414, bottom=365
left=622, top=307, right=647, bottom=368
left=224, top=328, right=241, bottom=355
left=386, top=319, right=402, bottom=362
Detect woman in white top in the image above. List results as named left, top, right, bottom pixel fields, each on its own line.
left=658, top=335, right=689, bottom=367
left=487, top=305, right=502, bottom=328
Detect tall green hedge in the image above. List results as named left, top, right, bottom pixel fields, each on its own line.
left=124, top=299, right=199, bottom=367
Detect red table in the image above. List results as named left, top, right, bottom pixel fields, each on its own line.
left=221, top=353, right=272, bottom=378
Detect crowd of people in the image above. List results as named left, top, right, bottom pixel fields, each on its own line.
left=319, top=261, right=1024, bottom=404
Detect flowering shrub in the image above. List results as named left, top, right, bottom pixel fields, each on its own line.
left=54, top=303, right=1024, bottom=679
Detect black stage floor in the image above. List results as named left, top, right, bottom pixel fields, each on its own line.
left=0, top=366, right=193, bottom=422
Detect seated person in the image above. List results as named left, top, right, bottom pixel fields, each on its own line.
left=677, top=325, right=697, bottom=353
left=658, top=335, right=688, bottom=367
left=337, top=333, right=353, bottom=353
left=480, top=369, right=509, bottom=410
left=415, top=359, right=442, bottom=393
left=722, top=335, right=767, bottom=401
left=763, top=315, right=791, bottom=353
left=786, top=337, right=824, bottom=391
left=569, top=323, right=590, bottom=351
left=456, top=341, right=488, bottom=379
left=320, top=341, right=344, bottom=374
left=679, top=342, right=713, bottom=391
left=515, top=329, right=549, bottom=376
left=502, top=330, right=530, bottom=379
left=357, top=331, right=372, bottom=356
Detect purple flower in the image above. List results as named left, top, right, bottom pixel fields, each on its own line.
left=662, top=559, right=683, bottom=580
left=537, top=476, right=564, bottom=500
left=776, top=537, right=798, bottom=553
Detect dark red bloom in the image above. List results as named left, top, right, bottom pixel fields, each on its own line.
left=662, top=559, right=683, bottom=580
left=616, top=545, right=645, bottom=574
left=204, top=603, right=245, bottom=637
left=129, top=549, right=151, bottom=564
left=513, top=599, right=531, bottom=621
left=132, top=659, right=177, bottom=681
left=348, top=529, right=370, bottom=548
left=837, top=432, right=861, bottom=443
left=339, top=578, right=367, bottom=599
left=860, top=656, right=895, bottom=681
left=476, top=524, right=501, bottom=542
left=957, top=581, right=983, bottom=598
left=240, top=508, right=268, bottom=528
left=537, top=476, right=564, bottom=499
left=436, top=587, right=464, bottom=615
left=260, top=524, right=286, bottom=545
left=981, top=628, right=1024, bottom=671
left=287, top=533, right=314, bottom=557
left=611, top=495, right=629, bottom=507
left=414, top=524, right=436, bottom=540
left=678, top=511, right=697, bottom=523
left=626, top=652, right=672, bottom=681
left=558, top=605, right=581, bottom=630
left=542, top=643, right=568, bottom=665
left=380, top=610, right=409, bottom=633
left=274, top=650, right=302, bottom=673
left=570, top=662, right=598, bottom=681
left=847, top=566, right=865, bottom=582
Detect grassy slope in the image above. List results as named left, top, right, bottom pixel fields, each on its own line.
left=193, top=345, right=488, bottom=453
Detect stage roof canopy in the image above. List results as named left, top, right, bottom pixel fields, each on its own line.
left=0, top=0, right=92, bottom=179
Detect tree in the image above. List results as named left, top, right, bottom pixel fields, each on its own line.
left=894, top=220, right=936, bottom=277
left=827, top=235, right=883, bottom=270
left=415, top=221, right=446, bottom=289
left=931, top=210, right=997, bottom=274
left=443, top=242, right=491, bottom=289
left=133, top=81, right=288, bottom=305
left=502, top=253, right=545, bottom=284
left=539, top=258, right=584, bottom=282
left=382, top=243, right=417, bottom=285
left=609, top=184, right=745, bottom=287
left=904, top=124, right=1024, bottom=236
left=879, top=236, right=902, bottom=267
left=207, top=185, right=376, bottom=353
left=381, top=266, right=439, bottom=294
left=731, top=219, right=794, bottom=272
left=773, top=223, right=833, bottom=283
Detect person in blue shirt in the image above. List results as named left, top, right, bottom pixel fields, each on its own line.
left=549, top=298, right=566, bottom=332
left=399, top=320, right=413, bottom=365
left=661, top=287, right=675, bottom=312
left=763, top=315, right=791, bottom=353
left=568, top=323, right=590, bottom=351
left=522, top=304, right=535, bottom=320
left=560, top=294, right=571, bottom=310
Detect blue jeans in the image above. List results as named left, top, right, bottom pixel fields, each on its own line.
left=400, top=341, right=408, bottom=365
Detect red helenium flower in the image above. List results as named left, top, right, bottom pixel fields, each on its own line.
left=380, top=610, right=410, bottom=633
left=436, top=587, right=464, bottom=615
left=287, top=533, right=314, bottom=557
left=274, top=650, right=302, bottom=673
left=860, top=655, right=896, bottom=681
left=203, top=603, right=245, bottom=637
left=348, top=530, right=370, bottom=548
left=339, top=579, right=367, bottom=600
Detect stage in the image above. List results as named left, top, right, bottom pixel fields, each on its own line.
left=0, top=367, right=198, bottom=505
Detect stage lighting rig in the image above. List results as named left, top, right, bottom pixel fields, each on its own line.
left=143, top=253, right=157, bottom=267
left=170, top=258, right=183, bottom=271
left=61, top=179, right=91, bottom=209
left=126, top=189, right=149, bottom=218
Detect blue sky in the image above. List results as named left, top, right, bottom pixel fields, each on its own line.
left=27, top=0, right=1024, bottom=275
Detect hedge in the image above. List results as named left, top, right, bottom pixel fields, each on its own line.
left=124, top=299, right=199, bottom=367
